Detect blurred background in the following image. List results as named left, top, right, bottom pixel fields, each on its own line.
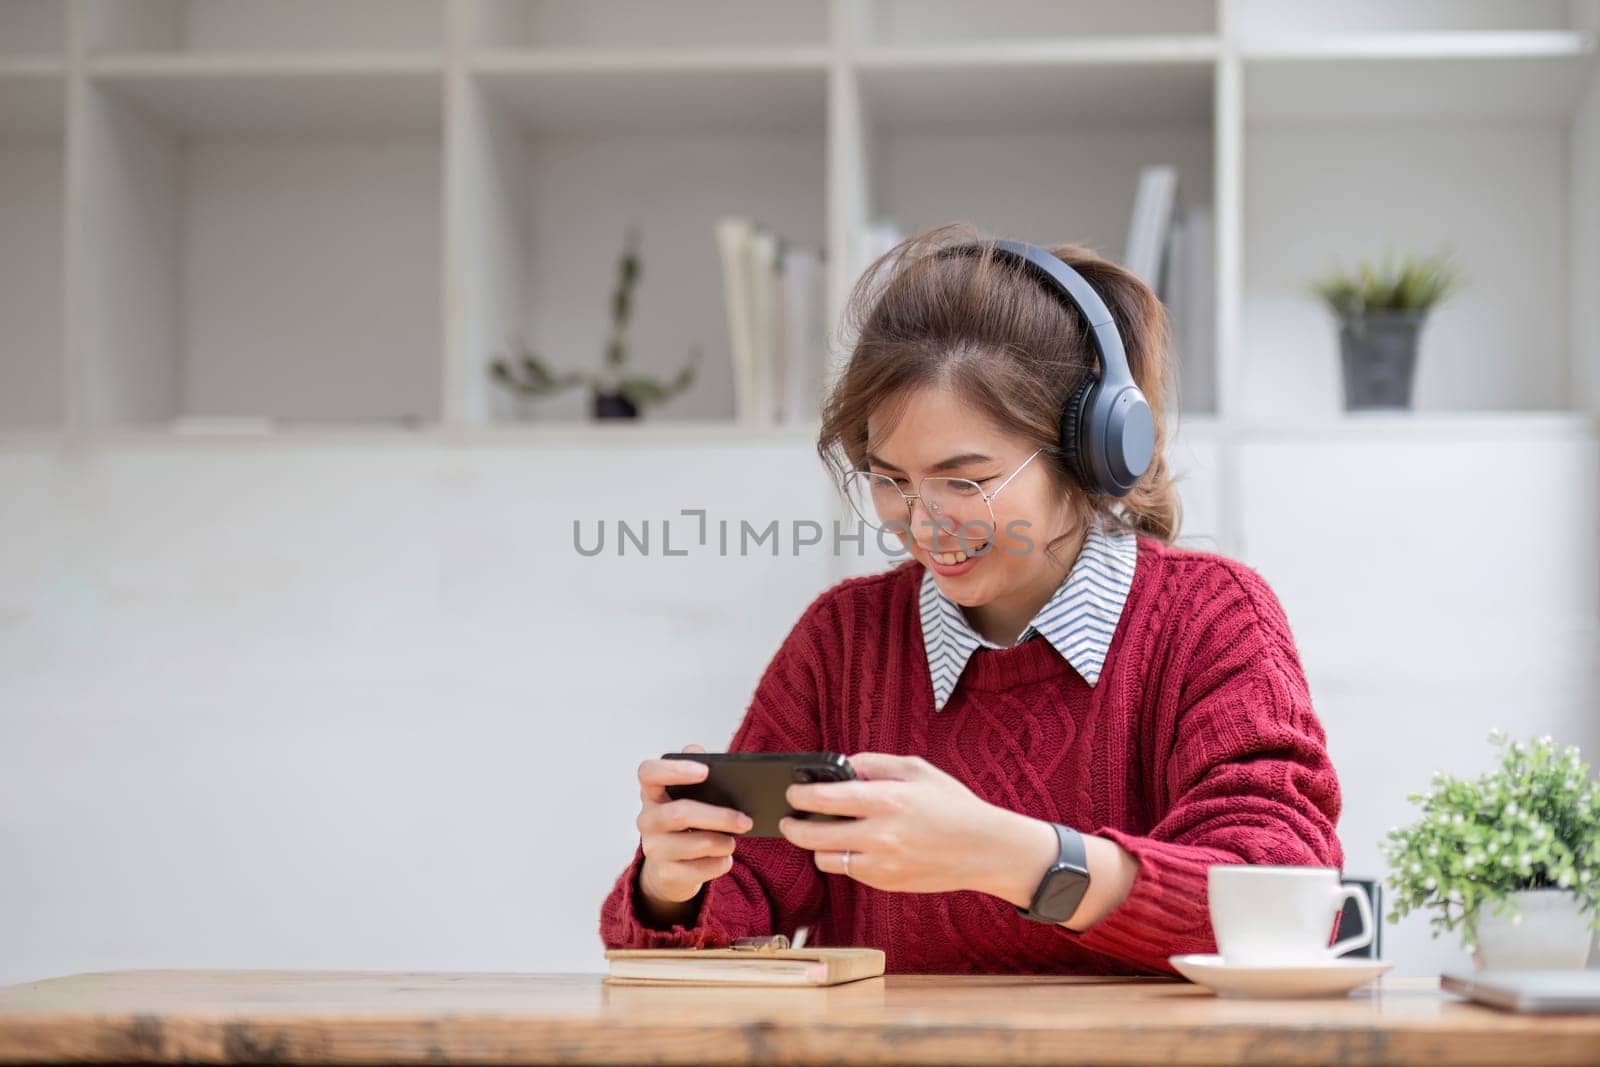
left=2, top=0, right=1598, bottom=983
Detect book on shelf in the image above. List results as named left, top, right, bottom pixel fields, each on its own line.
left=715, top=216, right=826, bottom=428
left=1165, top=202, right=1215, bottom=410
left=1124, top=164, right=1179, bottom=296
left=604, top=946, right=885, bottom=988
left=1123, top=164, right=1215, bottom=409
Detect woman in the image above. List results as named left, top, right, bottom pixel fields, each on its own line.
left=598, top=223, right=1343, bottom=976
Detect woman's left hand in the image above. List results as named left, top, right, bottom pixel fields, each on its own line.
left=778, top=753, right=1012, bottom=894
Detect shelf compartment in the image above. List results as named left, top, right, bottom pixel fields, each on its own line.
left=855, top=57, right=1218, bottom=415
left=0, top=0, right=63, bottom=57
left=0, top=68, right=63, bottom=430
left=83, top=0, right=445, bottom=56
left=1239, top=121, right=1575, bottom=417
left=465, top=0, right=829, bottom=51
left=0, top=61, right=64, bottom=136
left=80, top=77, right=443, bottom=427
left=451, top=68, right=826, bottom=423
left=862, top=0, right=1215, bottom=45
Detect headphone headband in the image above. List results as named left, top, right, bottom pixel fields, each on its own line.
left=944, top=239, right=1155, bottom=496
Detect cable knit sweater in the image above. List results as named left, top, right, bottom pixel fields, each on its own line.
left=598, top=535, right=1344, bottom=976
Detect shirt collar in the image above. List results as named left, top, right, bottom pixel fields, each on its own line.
left=919, top=521, right=1138, bottom=712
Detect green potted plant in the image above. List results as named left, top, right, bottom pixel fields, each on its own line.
left=1309, top=248, right=1462, bottom=411
left=490, top=225, right=701, bottom=420
left=1381, top=730, right=1600, bottom=970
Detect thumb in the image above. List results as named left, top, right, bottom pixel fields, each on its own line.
left=848, top=752, right=923, bottom=781
left=683, top=743, right=707, bottom=753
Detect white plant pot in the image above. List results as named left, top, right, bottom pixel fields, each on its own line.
left=1470, top=888, right=1593, bottom=970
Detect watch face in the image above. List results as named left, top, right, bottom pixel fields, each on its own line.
left=1039, top=868, right=1090, bottom=920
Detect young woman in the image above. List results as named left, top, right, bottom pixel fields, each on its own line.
left=599, top=223, right=1343, bottom=976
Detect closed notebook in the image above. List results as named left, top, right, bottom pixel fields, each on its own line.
left=603, top=947, right=885, bottom=987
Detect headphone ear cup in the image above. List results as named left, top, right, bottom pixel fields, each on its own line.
left=1058, top=377, right=1096, bottom=491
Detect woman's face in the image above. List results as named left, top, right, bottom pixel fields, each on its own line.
left=863, top=383, right=1076, bottom=608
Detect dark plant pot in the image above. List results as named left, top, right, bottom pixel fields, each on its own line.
left=1336, top=309, right=1427, bottom=411
left=592, top=390, right=638, bottom=420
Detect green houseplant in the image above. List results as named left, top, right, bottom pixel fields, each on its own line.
left=490, top=225, right=701, bottom=420
left=1308, top=248, right=1462, bottom=411
left=1381, top=730, right=1600, bottom=969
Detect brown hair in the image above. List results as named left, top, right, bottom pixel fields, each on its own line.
left=817, top=221, right=1181, bottom=559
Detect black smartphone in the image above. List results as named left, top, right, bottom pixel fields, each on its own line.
left=662, top=752, right=857, bottom=838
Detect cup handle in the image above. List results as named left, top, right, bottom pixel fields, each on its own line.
left=1327, top=884, right=1375, bottom=958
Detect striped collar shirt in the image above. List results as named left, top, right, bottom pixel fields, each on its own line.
left=919, top=521, right=1138, bottom=712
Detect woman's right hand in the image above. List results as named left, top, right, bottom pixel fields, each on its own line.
left=636, top=743, right=755, bottom=906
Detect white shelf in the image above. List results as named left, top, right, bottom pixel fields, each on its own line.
left=87, top=56, right=443, bottom=135
left=855, top=37, right=1218, bottom=69
left=858, top=55, right=1215, bottom=129
left=862, top=0, right=1216, bottom=45
left=466, top=0, right=830, bottom=51
left=1244, top=32, right=1597, bottom=122
left=0, top=418, right=829, bottom=450
left=83, top=0, right=445, bottom=55
left=1225, top=411, right=1600, bottom=443
left=471, top=52, right=828, bottom=133
left=1241, top=29, right=1595, bottom=61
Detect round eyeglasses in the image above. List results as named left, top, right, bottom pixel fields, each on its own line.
left=840, top=449, right=1043, bottom=551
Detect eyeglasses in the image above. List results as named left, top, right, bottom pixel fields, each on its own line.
left=841, top=448, right=1043, bottom=550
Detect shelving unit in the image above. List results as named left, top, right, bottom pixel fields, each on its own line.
left=0, top=0, right=1592, bottom=448
left=0, top=1, right=66, bottom=430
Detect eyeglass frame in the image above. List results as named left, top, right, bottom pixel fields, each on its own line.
left=842, top=448, right=1044, bottom=553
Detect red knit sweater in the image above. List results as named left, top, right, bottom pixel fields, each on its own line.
left=598, top=535, right=1344, bottom=976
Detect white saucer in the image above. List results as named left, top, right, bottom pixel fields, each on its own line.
left=1169, top=954, right=1392, bottom=998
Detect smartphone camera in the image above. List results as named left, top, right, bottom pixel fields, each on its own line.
left=793, top=766, right=821, bottom=783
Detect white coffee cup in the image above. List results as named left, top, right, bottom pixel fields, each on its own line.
left=1207, top=865, right=1373, bottom=966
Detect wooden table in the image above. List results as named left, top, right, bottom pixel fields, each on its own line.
left=1, top=970, right=1597, bottom=1066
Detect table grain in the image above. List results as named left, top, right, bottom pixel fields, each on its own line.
left=2, top=970, right=1597, bottom=1066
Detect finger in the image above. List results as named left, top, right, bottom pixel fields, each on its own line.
left=638, top=755, right=711, bottom=804
left=848, top=752, right=925, bottom=782
left=778, top=815, right=872, bottom=853
left=651, top=798, right=753, bottom=835
left=679, top=854, right=735, bottom=883
left=786, top=780, right=896, bottom=817
left=811, top=849, right=860, bottom=879
left=645, top=830, right=737, bottom=863
left=684, top=743, right=707, bottom=753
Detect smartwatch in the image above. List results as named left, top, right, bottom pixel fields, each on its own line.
left=1016, top=822, right=1091, bottom=925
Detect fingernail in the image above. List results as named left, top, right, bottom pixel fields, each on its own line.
left=739, top=816, right=754, bottom=831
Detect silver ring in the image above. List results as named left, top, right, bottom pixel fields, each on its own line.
left=841, top=850, right=852, bottom=877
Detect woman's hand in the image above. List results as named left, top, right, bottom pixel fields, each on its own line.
left=635, top=743, right=755, bottom=906
left=778, top=753, right=1018, bottom=895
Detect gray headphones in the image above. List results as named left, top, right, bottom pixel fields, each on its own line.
left=956, top=239, right=1157, bottom=497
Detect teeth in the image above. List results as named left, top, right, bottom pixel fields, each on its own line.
left=933, top=550, right=969, bottom=565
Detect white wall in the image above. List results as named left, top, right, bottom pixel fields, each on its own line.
left=0, top=434, right=835, bottom=981
left=4, top=427, right=1596, bottom=982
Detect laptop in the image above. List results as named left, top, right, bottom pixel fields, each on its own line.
left=1441, top=970, right=1600, bottom=1013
